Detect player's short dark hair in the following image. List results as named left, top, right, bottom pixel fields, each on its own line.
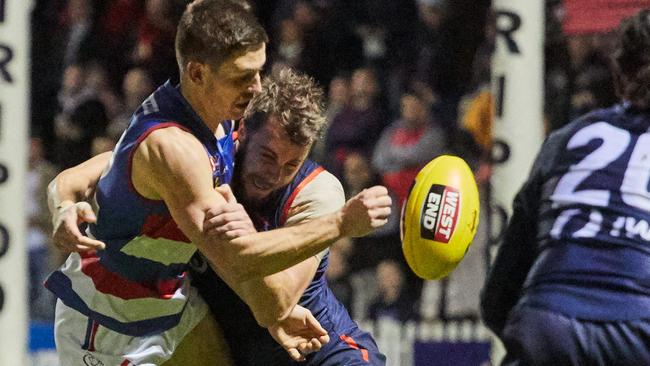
left=614, top=9, right=650, bottom=109
left=175, top=0, right=268, bottom=72
left=244, top=69, right=326, bottom=146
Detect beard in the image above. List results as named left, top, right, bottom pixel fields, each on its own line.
left=232, top=147, right=247, bottom=205
left=232, top=143, right=278, bottom=211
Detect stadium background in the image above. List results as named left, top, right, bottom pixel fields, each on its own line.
left=1, top=0, right=648, bottom=365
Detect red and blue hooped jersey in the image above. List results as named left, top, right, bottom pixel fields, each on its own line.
left=45, top=81, right=235, bottom=336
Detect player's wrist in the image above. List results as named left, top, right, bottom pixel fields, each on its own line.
left=51, top=200, right=76, bottom=228
left=56, top=200, right=76, bottom=212
left=333, top=210, right=346, bottom=238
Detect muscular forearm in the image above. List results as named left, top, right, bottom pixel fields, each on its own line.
left=225, top=212, right=342, bottom=281
left=47, top=152, right=110, bottom=213
left=205, top=257, right=306, bottom=327
left=239, top=273, right=295, bottom=327
left=238, top=258, right=317, bottom=327
left=47, top=176, right=84, bottom=214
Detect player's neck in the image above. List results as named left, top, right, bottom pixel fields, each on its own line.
left=180, top=82, right=222, bottom=134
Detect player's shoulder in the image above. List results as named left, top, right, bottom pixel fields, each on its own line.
left=284, top=168, right=345, bottom=225
left=301, top=169, right=344, bottom=200
left=134, top=125, right=210, bottom=177
left=553, top=104, right=623, bottom=140
left=139, top=125, right=204, bottom=158
left=541, top=106, right=616, bottom=154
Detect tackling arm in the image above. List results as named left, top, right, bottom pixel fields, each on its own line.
left=211, top=185, right=390, bottom=281
left=47, top=152, right=112, bottom=251
left=233, top=172, right=347, bottom=320
left=132, top=128, right=338, bottom=328
left=47, top=151, right=111, bottom=210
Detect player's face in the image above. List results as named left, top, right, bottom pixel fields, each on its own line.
left=205, top=44, right=266, bottom=121
left=239, top=116, right=311, bottom=202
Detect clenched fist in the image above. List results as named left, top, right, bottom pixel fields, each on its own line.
left=339, top=185, right=392, bottom=238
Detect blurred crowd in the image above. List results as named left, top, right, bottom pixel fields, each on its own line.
left=26, top=0, right=620, bottom=330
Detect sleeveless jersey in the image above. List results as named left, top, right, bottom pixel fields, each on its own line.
left=191, top=160, right=356, bottom=364
left=46, top=81, right=236, bottom=336
left=518, top=103, right=650, bottom=320
left=248, top=160, right=333, bottom=318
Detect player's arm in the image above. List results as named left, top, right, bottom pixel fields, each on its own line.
left=480, top=134, right=561, bottom=337
left=208, top=171, right=347, bottom=312
left=132, top=128, right=325, bottom=329
left=47, top=152, right=111, bottom=252
left=479, top=177, right=539, bottom=336
left=207, top=185, right=391, bottom=281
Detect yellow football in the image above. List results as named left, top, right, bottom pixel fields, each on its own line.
left=401, top=155, right=480, bottom=280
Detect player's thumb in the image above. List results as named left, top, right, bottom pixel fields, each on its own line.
left=75, top=202, right=97, bottom=223
left=216, top=184, right=237, bottom=204
left=304, top=312, right=328, bottom=337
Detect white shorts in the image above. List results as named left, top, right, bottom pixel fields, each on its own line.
left=54, top=285, right=210, bottom=366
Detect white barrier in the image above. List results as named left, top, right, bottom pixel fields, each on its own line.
left=0, top=0, right=32, bottom=365
left=361, top=319, right=496, bottom=366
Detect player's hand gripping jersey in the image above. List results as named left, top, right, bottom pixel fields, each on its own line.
left=483, top=103, right=650, bottom=335
left=46, top=81, right=236, bottom=337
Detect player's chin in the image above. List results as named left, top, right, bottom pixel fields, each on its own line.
left=246, top=186, right=271, bottom=202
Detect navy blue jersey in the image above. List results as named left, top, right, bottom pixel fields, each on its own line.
left=46, top=81, right=236, bottom=336
left=191, top=160, right=382, bottom=365
left=482, top=103, right=650, bottom=336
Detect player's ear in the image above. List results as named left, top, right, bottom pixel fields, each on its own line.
left=186, top=61, right=206, bottom=86
left=238, top=120, right=247, bottom=143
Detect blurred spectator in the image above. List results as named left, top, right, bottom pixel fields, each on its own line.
left=325, top=75, right=350, bottom=121
left=341, top=152, right=401, bottom=272
left=132, top=0, right=180, bottom=85
left=460, top=88, right=493, bottom=156
left=291, top=0, right=364, bottom=87
left=326, top=238, right=354, bottom=312
left=368, top=260, right=418, bottom=323
left=56, top=64, right=95, bottom=117
left=342, top=152, right=375, bottom=199
left=108, top=67, right=155, bottom=140
left=270, top=19, right=304, bottom=69
left=97, top=0, right=146, bottom=90
left=92, top=135, right=117, bottom=157
left=570, top=59, right=617, bottom=119
left=86, top=61, right=123, bottom=119
left=55, top=98, right=109, bottom=169
left=413, top=0, right=444, bottom=81
left=26, top=138, right=59, bottom=321
left=310, top=75, right=349, bottom=164
left=372, top=92, right=447, bottom=205
left=460, top=85, right=494, bottom=186
left=545, top=4, right=619, bottom=132
left=60, top=0, right=100, bottom=67
left=325, top=67, right=387, bottom=179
